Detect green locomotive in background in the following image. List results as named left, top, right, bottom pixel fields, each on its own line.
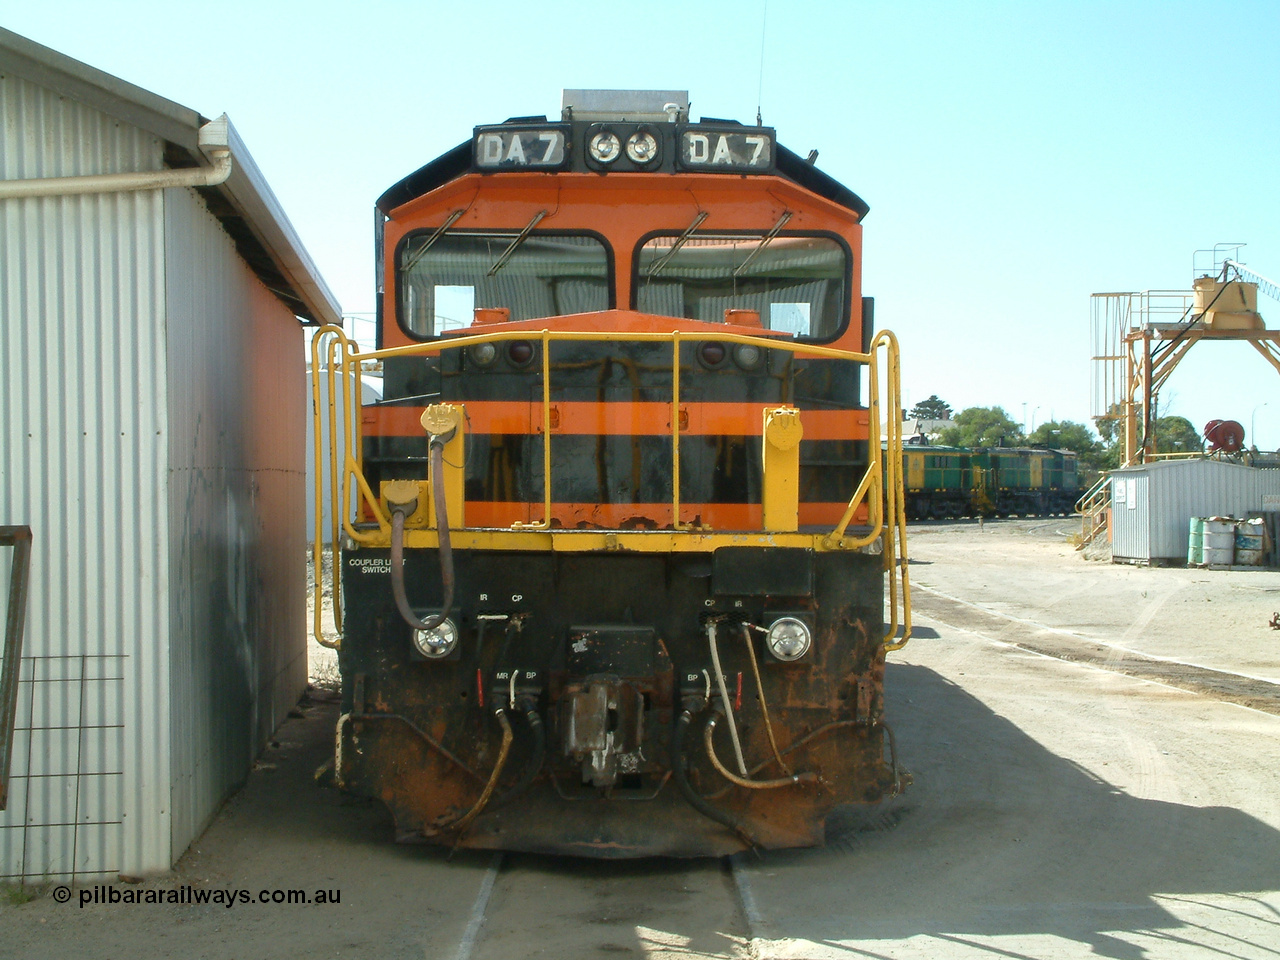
left=901, top=444, right=1080, bottom=519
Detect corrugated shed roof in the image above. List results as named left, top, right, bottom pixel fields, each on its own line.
left=0, top=26, right=341, bottom=326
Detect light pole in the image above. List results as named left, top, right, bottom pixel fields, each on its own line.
left=1030, top=406, right=1042, bottom=434
left=1252, top=402, right=1269, bottom=449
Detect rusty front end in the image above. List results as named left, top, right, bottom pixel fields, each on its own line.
left=335, top=547, right=900, bottom=857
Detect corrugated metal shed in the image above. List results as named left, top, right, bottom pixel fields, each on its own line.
left=1110, top=459, right=1280, bottom=563
left=0, top=28, right=338, bottom=881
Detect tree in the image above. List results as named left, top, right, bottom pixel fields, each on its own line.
left=1152, top=416, right=1203, bottom=454
left=1029, top=419, right=1108, bottom=474
left=908, top=394, right=953, bottom=421
left=1028, top=420, right=1101, bottom=455
left=937, top=406, right=1024, bottom=447
left=1089, top=413, right=1204, bottom=468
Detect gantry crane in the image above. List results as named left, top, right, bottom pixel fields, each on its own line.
left=1091, top=244, right=1280, bottom=466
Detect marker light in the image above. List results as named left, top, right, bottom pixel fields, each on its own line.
left=698, top=341, right=727, bottom=367
left=765, top=617, right=811, bottom=661
left=468, top=342, right=497, bottom=367
left=733, top=343, right=762, bottom=370
left=588, top=131, right=621, bottom=163
left=413, top=619, right=459, bottom=659
left=508, top=340, right=535, bottom=366
left=626, top=131, right=659, bottom=164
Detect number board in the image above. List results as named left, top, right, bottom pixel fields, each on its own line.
left=677, top=126, right=775, bottom=172
left=474, top=125, right=571, bottom=170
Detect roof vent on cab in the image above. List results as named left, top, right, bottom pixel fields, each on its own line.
left=562, top=89, right=689, bottom=123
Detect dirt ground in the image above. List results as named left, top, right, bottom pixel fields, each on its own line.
left=3, top=519, right=1279, bottom=959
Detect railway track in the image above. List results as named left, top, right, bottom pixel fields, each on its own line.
left=450, top=850, right=760, bottom=959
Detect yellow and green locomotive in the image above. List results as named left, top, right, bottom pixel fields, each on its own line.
left=312, top=91, right=911, bottom=857
left=902, top=444, right=1080, bottom=519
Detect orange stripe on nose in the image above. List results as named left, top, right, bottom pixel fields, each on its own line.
left=364, top=402, right=870, bottom=439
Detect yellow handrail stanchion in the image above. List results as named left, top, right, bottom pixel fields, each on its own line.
left=877, top=330, right=912, bottom=651
left=880, top=336, right=900, bottom=647
left=310, top=325, right=346, bottom=650
left=326, top=334, right=346, bottom=633
left=671, top=332, right=683, bottom=530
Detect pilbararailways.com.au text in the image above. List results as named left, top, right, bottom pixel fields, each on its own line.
left=72, top=886, right=340, bottom=908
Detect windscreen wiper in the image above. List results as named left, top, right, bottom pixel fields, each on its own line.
left=645, top=210, right=710, bottom=279
left=487, top=210, right=548, bottom=276
left=400, top=209, right=465, bottom=275
left=732, top=210, right=792, bottom=277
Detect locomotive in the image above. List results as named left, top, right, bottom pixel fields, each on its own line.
left=312, top=91, right=911, bottom=857
left=902, top=443, right=1080, bottom=519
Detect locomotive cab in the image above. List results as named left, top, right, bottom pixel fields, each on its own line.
left=313, top=90, right=912, bottom=857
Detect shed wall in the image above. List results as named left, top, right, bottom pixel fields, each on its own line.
left=164, top=188, right=307, bottom=859
left=1111, top=460, right=1280, bottom=562
left=1110, top=473, right=1149, bottom=560
left=0, top=73, right=171, bottom=880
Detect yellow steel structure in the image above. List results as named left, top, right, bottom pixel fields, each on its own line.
left=1122, top=320, right=1280, bottom=464
left=310, top=325, right=912, bottom=653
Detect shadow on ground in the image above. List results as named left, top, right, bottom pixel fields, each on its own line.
left=6, top=664, right=1278, bottom=959
left=753, top=662, right=1280, bottom=957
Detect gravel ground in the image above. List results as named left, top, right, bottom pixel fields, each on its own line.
left=3, top=520, right=1278, bottom=959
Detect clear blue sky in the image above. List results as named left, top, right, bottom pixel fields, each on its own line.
left=7, top=1, right=1279, bottom=447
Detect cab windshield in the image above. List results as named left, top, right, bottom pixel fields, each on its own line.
left=398, top=232, right=611, bottom=337
left=634, top=234, right=847, bottom=338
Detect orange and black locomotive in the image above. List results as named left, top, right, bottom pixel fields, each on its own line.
left=313, top=90, right=911, bottom=857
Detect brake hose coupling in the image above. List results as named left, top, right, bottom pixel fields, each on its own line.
left=382, top=479, right=421, bottom=517
left=421, top=403, right=462, bottom=447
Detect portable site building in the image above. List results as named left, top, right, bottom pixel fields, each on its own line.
left=1109, top=458, right=1280, bottom=564
left=0, top=28, right=341, bottom=882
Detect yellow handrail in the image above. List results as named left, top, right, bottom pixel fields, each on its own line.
left=1074, top=470, right=1113, bottom=550
left=309, top=325, right=346, bottom=649
left=1075, top=471, right=1112, bottom=516
left=672, top=333, right=683, bottom=530
left=878, top=330, right=912, bottom=651
left=310, top=324, right=912, bottom=651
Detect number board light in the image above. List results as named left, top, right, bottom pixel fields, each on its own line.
left=474, top=125, right=571, bottom=171
left=677, top=126, right=775, bottom=173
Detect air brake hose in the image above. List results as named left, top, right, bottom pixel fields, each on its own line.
left=490, top=698, right=546, bottom=810
left=672, top=703, right=757, bottom=848
left=445, top=707, right=514, bottom=835
left=389, top=437, right=454, bottom=633
left=704, top=711, right=818, bottom=790
left=740, top=623, right=791, bottom=776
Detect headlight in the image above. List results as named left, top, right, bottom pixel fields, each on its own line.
left=588, top=131, right=621, bottom=163
left=733, top=343, right=762, bottom=370
left=413, top=619, right=459, bottom=659
left=765, top=617, right=811, bottom=661
left=467, top=342, right=497, bottom=367
left=626, top=130, right=659, bottom=164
